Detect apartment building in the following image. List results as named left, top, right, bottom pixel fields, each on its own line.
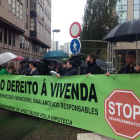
left=0, top=0, right=51, bottom=60
left=115, top=0, right=140, bottom=70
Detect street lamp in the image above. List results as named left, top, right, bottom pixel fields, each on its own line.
left=52, top=29, right=61, bottom=50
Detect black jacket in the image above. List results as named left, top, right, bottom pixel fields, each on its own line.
left=29, top=68, right=39, bottom=76
left=61, top=68, right=77, bottom=76
left=86, top=62, right=102, bottom=74
left=117, top=64, right=140, bottom=74
left=21, top=68, right=31, bottom=76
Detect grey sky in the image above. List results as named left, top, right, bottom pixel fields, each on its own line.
left=51, top=0, right=87, bottom=46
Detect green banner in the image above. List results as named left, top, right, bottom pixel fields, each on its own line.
left=0, top=74, right=140, bottom=140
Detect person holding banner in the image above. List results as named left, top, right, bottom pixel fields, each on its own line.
left=106, top=51, right=140, bottom=76
left=29, top=61, right=39, bottom=76
left=56, top=60, right=77, bottom=77
left=86, top=53, right=102, bottom=76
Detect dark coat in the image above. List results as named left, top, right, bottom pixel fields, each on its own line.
left=29, top=68, right=39, bottom=76
left=61, top=67, right=67, bottom=75
left=64, top=68, right=77, bottom=76
left=86, top=62, right=102, bottom=74
left=21, top=68, right=31, bottom=76
left=117, top=64, right=140, bottom=74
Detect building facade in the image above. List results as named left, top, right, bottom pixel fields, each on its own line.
left=59, top=45, right=64, bottom=52
left=114, top=0, right=140, bottom=70
left=0, top=0, right=51, bottom=60
left=64, top=42, right=72, bottom=56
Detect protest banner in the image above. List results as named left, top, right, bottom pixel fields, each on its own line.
left=0, top=74, right=140, bottom=140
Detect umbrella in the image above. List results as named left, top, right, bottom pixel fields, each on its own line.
left=41, top=59, right=62, bottom=64
left=103, top=20, right=140, bottom=42
left=71, top=53, right=85, bottom=58
left=43, top=51, right=69, bottom=59
left=12, top=55, right=24, bottom=61
left=103, top=19, right=140, bottom=63
left=96, top=59, right=108, bottom=68
left=0, top=52, right=17, bottom=65
left=20, top=58, right=39, bottom=63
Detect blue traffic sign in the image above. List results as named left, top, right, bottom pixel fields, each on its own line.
left=70, top=39, right=81, bottom=54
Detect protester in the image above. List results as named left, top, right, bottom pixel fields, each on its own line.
left=55, top=62, right=63, bottom=75
left=106, top=51, right=140, bottom=76
left=86, top=53, right=102, bottom=76
left=29, top=61, right=39, bottom=76
left=18, top=62, right=24, bottom=75
left=62, top=61, right=67, bottom=75
left=0, top=63, right=12, bottom=75
left=9, top=62, right=17, bottom=75
left=50, top=61, right=56, bottom=71
left=57, top=60, right=76, bottom=77
left=21, top=63, right=31, bottom=76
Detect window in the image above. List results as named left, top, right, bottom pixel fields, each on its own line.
left=25, top=38, right=27, bottom=49
left=31, top=0, right=37, bottom=12
left=23, top=36, right=24, bottom=48
left=20, top=4, right=23, bottom=20
left=116, top=0, right=127, bottom=24
left=8, top=0, right=11, bottom=12
left=9, top=29, right=11, bottom=45
left=26, top=15, right=28, bottom=29
left=38, top=22, right=40, bottom=34
left=12, top=31, right=15, bottom=46
left=4, top=27, right=7, bottom=44
left=17, top=0, right=19, bottom=18
left=28, top=40, right=29, bottom=50
left=134, top=0, right=140, bottom=19
left=26, top=0, right=28, bottom=8
left=13, top=0, right=15, bottom=15
left=20, top=35, right=22, bottom=48
left=0, top=25, right=2, bottom=43
left=30, top=18, right=36, bottom=31
left=38, top=3, right=40, bottom=15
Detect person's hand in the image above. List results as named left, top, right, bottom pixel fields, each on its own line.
left=105, top=72, right=110, bottom=76
left=87, top=73, right=91, bottom=77
left=55, top=68, right=58, bottom=72
left=56, top=74, right=60, bottom=78
left=15, top=66, right=17, bottom=70
left=9, top=69, right=12, bottom=73
left=135, top=65, right=140, bottom=72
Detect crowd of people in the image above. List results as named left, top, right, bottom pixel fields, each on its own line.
left=0, top=51, right=140, bottom=77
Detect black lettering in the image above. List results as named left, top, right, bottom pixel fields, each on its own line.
left=88, top=84, right=98, bottom=102
left=60, top=83, right=66, bottom=98
left=41, top=82, right=47, bottom=96
left=16, top=81, right=20, bottom=92
left=7, top=80, right=11, bottom=91
left=64, top=84, right=71, bottom=99
left=11, top=80, right=15, bottom=92
left=51, top=83, right=57, bottom=97
left=27, top=81, right=32, bottom=94
left=32, top=82, right=38, bottom=95
left=56, top=83, right=59, bottom=97
left=80, top=84, right=88, bottom=101
left=71, top=83, right=79, bottom=100
left=1, top=79, right=5, bottom=90
left=20, top=81, right=24, bottom=93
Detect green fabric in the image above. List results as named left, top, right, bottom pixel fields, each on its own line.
left=0, top=74, right=140, bottom=140
left=0, top=68, right=11, bottom=75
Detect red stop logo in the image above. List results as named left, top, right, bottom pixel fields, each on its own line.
left=105, top=90, right=140, bottom=140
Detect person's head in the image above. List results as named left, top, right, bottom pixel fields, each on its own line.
left=24, top=63, right=29, bottom=69
left=51, top=61, right=56, bottom=67
left=1, top=63, right=8, bottom=69
left=66, top=60, right=74, bottom=69
left=56, top=63, right=61, bottom=69
left=86, top=53, right=97, bottom=64
left=9, top=62, right=14, bottom=68
left=19, top=62, right=23, bottom=67
left=62, top=61, right=67, bottom=68
left=125, top=51, right=136, bottom=65
left=29, top=61, right=37, bottom=69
